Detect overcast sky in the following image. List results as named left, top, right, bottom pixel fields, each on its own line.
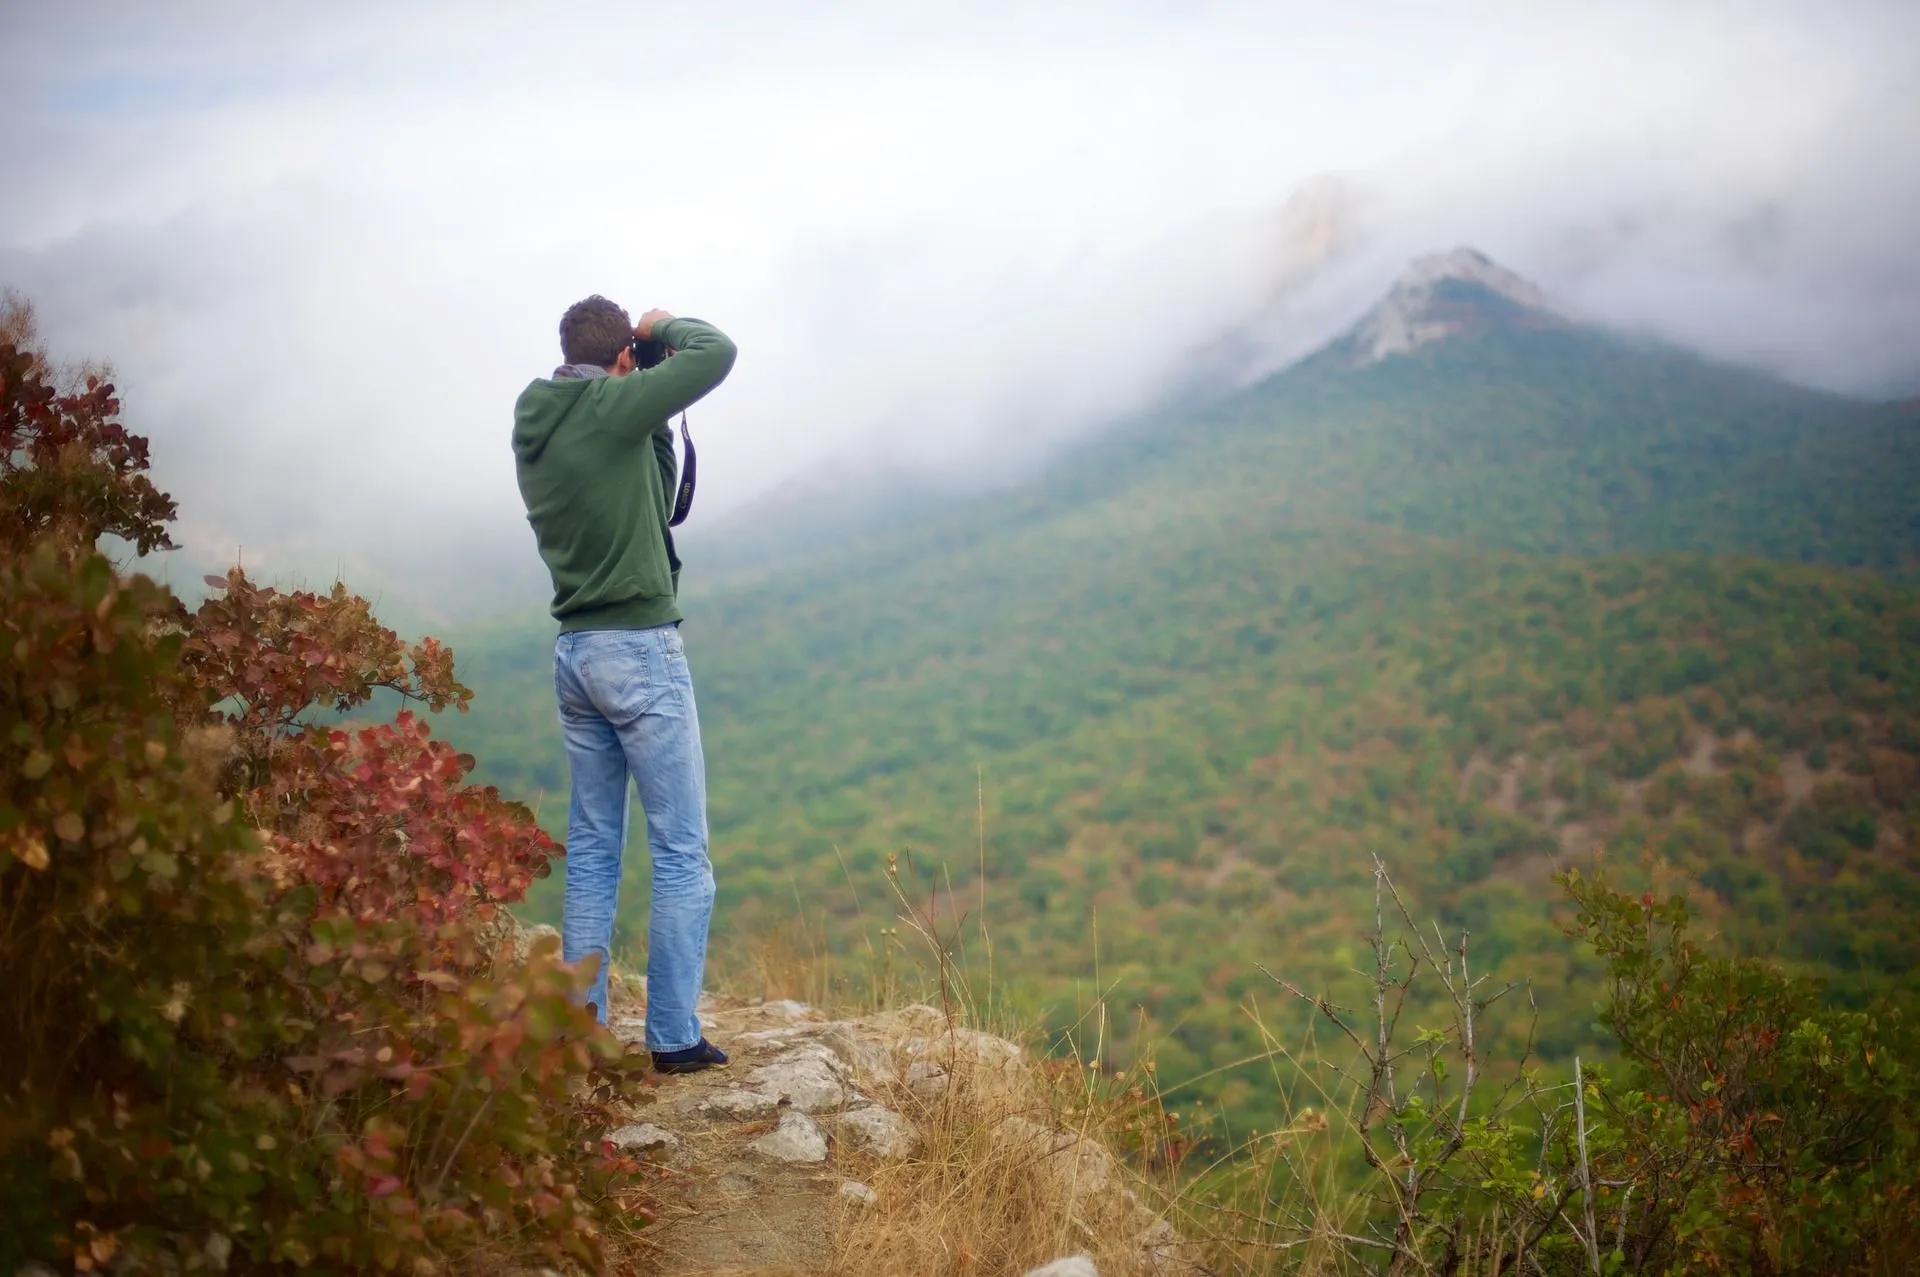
left=4, top=0, right=1917, bottom=617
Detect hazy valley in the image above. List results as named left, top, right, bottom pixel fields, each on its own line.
left=432, top=250, right=1920, bottom=1140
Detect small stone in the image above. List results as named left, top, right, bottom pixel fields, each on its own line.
left=906, top=1059, right=949, bottom=1100
left=833, top=1103, right=921, bottom=1159
left=606, top=1123, right=680, bottom=1157
left=1140, top=1216, right=1181, bottom=1259
left=902, top=1028, right=1023, bottom=1072
left=995, top=1117, right=1112, bottom=1196
left=751, top=1110, right=829, bottom=1163
left=510, top=922, right=561, bottom=964
left=949, top=1027, right=1023, bottom=1065
left=820, top=1022, right=899, bottom=1084
left=745, top=1044, right=849, bottom=1113
left=759, top=998, right=814, bottom=1023
left=698, top=1088, right=780, bottom=1120
left=1024, top=1257, right=1099, bottom=1277
left=996, top=1115, right=1057, bottom=1150
left=838, top=1179, right=877, bottom=1207
left=1138, top=1214, right=1204, bottom=1270
left=874, top=1003, right=947, bottom=1035
left=1054, top=1137, right=1115, bottom=1195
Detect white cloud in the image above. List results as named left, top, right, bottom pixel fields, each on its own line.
left=3, top=0, right=1917, bottom=613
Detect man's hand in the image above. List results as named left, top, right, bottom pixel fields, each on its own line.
left=635, top=309, right=675, bottom=340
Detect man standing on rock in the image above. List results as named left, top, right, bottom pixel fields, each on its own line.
left=512, top=295, right=737, bottom=1074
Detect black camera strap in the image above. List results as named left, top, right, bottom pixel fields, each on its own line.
left=668, top=411, right=695, bottom=527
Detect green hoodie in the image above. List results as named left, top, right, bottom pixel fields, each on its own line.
left=512, top=317, right=737, bottom=631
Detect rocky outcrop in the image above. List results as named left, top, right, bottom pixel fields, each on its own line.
left=583, top=991, right=1199, bottom=1274
left=1340, top=246, right=1559, bottom=365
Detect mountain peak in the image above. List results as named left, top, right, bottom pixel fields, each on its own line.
left=1340, top=247, right=1557, bottom=366
left=1391, top=246, right=1546, bottom=301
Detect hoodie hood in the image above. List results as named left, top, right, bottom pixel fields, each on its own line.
left=512, top=376, right=595, bottom=464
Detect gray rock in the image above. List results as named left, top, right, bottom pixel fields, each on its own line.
left=902, top=1027, right=1023, bottom=1071
left=832, top=1103, right=922, bottom=1159
left=697, top=1087, right=781, bottom=1120
left=874, top=1003, right=948, bottom=1035
left=751, top=1110, right=829, bottom=1163
left=759, top=998, right=814, bottom=1023
left=995, top=1116, right=1113, bottom=1195
left=745, top=1044, right=849, bottom=1113
left=838, top=1179, right=877, bottom=1207
left=1024, top=1257, right=1099, bottom=1277
left=820, top=1021, right=899, bottom=1084
left=505, top=920, right=561, bottom=965
left=1055, top=1136, right=1115, bottom=1195
left=606, top=1123, right=680, bottom=1157
left=906, top=1059, right=949, bottom=1100
left=1140, top=1215, right=1184, bottom=1262
left=996, top=1114, right=1056, bottom=1148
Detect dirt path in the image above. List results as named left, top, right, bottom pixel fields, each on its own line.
left=605, top=996, right=851, bottom=1275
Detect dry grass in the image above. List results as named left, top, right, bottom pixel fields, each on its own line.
left=616, top=843, right=1417, bottom=1275
left=704, top=847, right=1203, bottom=1275
left=702, top=853, right=1538, bottom=1277
left=825, top=1006, right=1192, bottom=1277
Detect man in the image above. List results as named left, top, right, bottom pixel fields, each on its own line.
left=512, top=295, right=737, bottom=1074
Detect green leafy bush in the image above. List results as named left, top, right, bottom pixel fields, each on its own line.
left=1212, top=863, right=1919, bottom=1273
left=1565, top=868, right=1919, bottom=1273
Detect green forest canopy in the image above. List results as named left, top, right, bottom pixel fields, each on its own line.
left=439, top=317, right=1920, bottom=1140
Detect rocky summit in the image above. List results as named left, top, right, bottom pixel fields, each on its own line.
left=1337, top=245, right=1558, bottom=365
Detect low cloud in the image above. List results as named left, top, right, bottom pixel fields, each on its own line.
left=3, top=0, right=1916, bottom=616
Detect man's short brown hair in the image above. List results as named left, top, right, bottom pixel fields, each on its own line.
left=559, top=295, right=632, bottom=367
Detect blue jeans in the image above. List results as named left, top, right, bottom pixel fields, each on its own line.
left=553, top=625, right=713, bottom=1051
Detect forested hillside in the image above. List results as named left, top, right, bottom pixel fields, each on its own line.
left=440, top=258, right=1920, bottom=1141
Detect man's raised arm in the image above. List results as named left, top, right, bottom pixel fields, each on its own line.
left=618, top=310, right=737, bottom=423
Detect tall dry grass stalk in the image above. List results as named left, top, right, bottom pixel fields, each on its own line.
left=800, top=849, right=1194, bottom=1274
left=711, top=820, right=1553, bottom=1274
left=828, top=1033, right=1187, bottom=1275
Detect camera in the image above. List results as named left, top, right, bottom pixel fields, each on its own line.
left=631, top=335, right=670, bottom=369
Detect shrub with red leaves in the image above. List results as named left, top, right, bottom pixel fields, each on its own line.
left=265, top=712, right=555, bottom=933
left=0, top=310, right=647, bottom=1273
left=0, top=309, right=175, bottom=558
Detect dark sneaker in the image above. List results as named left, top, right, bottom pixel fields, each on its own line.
left=651, top=1038, right=728, bottom=1075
